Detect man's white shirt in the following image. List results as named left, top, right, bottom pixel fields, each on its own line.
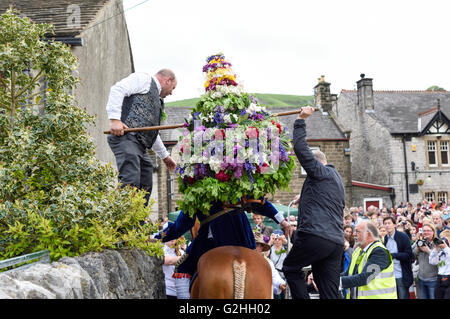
left=106, top=72, right=169, bottom=159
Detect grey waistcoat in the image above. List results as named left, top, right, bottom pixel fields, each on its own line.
left=120, top=78, right=163, bottom=149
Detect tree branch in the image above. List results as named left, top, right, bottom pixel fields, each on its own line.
left=10, top=70, right=16, bottom=129
left=14, top=69, right=44, bottom=100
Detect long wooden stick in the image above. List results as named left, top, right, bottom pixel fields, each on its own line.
left=103, top=107, right=319, bottom=134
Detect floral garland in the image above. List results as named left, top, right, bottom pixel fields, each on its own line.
left=174, top=53, right=296, bottom=217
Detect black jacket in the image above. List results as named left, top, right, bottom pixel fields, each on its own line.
left=293, top=119, right=346, bottom=246
left=383, top=230, right=414, bottom=288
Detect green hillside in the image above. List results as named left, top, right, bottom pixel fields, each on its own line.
left=165, top=93, right=314, bottom=107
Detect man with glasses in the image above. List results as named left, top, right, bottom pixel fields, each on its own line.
left=340, top=221, right=397, bottom=299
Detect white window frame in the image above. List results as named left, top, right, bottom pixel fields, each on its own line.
left=437, top=191, right=448, bottom=204
left=425, top=192, right=435, bottom=202
left=363, top=198, right=383, bottom=211
left=428, top=141, right=438, bottom=167
left=440, top=140, right=449, bottom=166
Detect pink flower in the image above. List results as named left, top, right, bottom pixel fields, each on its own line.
left=215, top=170, right=231, bottom=182
left=257, top=162, right=269, bottom=174
left=245, top=126, right=259, bottom=139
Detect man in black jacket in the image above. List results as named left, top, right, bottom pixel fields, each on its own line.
left=383, top=216, right=414, bottom=299
left=282, top=106, right=346, bottom=299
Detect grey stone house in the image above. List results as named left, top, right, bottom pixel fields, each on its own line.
left=0, top=0, right=134, bottom=165
left=153, top=95, right=353, bottom=218
left=330, top=74, right=450, bottom=208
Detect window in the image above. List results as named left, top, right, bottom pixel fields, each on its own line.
left=441, top=141, right=449, bottom=166
left=428, top=141, right=437, bottom=166
left=425, top=192, right=435, bottom=202
left=438, top=192, right=448, bottom=203
left=426, top=139, right=450, bottom=167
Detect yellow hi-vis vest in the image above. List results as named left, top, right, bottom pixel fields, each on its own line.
left=346, top=241, right=397, bottom=299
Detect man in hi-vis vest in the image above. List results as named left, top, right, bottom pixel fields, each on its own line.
left=340, top=221, right=397, bottom=299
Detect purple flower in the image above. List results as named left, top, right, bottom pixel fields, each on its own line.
left=249, top=94, right=259, bottom=104
left=214, top=105, right=225, bottom=113
left=214, top=112, right=224, bottom=125
left=244, top=161, right=256, bottom=173
left=194, top=125, right=206, bottom=132
left=193, top=111, right=201, bottom=120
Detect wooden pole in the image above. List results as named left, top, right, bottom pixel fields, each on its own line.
left=103, top=107, right=320, bottom=134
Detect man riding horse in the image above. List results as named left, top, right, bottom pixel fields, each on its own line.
left=155, top=197, right=291, bottom=279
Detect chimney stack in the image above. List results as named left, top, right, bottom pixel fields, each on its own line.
left=314, top=75, right=332, bottom=112
left=357, top=74, right=374, bottom=111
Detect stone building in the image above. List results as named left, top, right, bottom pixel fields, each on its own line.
left=332, top=74, right=450, bottom=208
left=153, top=92, right=353, bottom=219
left=0, top=0, right=135, bottom=165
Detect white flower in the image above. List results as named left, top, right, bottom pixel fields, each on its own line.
left=247, top=103, right=261, bottom=113
left=209, top=158, right=223, bottom=173
left=223, top=114, right=232, bottom=123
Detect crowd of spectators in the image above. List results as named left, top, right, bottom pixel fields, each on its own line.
left=339, top=199, right=450, bottom=299
left=160, top=199, right=450, bottom=299
left=263, top=198, right=450, bottom=299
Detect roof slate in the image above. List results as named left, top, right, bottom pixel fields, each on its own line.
left=338, top=90, right=450, bottom=134
left=0, top=0, right=109, bottom=36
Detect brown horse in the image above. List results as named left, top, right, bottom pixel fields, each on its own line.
left=190, top=245, right=273, bottom=299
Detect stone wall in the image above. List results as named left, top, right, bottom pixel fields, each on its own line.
left=72, top=0, right=134, bottom=166
left=0, top=249, right=165, bottom=299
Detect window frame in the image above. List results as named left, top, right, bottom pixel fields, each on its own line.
left=437, top=191, right=448, bottom=204
left=424, top=138, right=450, bottom=168
left=440, top=140, right=449, bottom=167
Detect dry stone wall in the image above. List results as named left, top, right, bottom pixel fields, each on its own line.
left=0, top=248, right=165, bottom=299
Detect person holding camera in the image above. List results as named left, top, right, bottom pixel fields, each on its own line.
left=429, top=230, right=450, bottom=299
left=412, top=222, right=438, bottom=299
left=383, top=216, right=414, bottom=299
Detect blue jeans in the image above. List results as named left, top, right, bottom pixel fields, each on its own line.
left=396, top=278, right=411, bottom=299
left=418, top=279, right=436, bottom=299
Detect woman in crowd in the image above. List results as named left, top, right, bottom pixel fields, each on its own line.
left=344, top=225, right=355, bottom=248
left=412, top=223, right=439, bottom=299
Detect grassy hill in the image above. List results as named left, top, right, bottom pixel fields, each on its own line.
left=165, top=93, right=314, bottom=107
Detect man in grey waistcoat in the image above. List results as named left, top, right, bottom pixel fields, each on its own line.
left=106, top=69, right=177, bottom=206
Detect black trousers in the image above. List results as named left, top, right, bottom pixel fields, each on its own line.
left=107, top=133, right=153, bottom=206
left=282, top=231, right=343, bottom=299
left=435, top=275, right=450, bottom=299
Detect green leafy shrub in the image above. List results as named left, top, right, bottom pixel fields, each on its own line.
left=0, top=9, right=163, bottom=261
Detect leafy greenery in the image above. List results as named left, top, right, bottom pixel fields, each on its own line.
left=426, top=85, right=445, bottom=91
left=0, top=9, right=163, bottom=262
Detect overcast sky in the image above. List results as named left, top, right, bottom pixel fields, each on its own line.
left=123, top=0, right=450, bottom=103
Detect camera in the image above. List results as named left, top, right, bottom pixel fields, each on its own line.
left=416, top=239, right=428, bottom=248
left=424, top=211, right=432, bottom=216
left=433, top=237, right=449, bottom=246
